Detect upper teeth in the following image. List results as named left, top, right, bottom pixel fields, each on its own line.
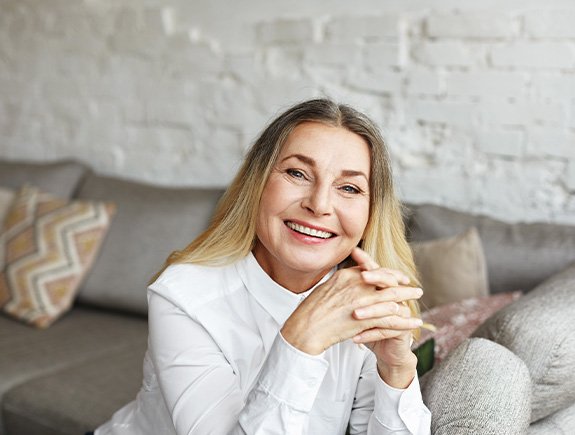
left=286, top=222, right=333, bottom=239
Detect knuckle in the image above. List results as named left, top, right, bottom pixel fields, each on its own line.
left=385, top=287, right=398, bottom=299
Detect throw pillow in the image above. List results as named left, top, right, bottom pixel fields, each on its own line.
left=0, top=185, right=116, bottom=328
left=414, top=291, right=522, bottom=363
left=473, top=262, right=575, bottom=423
left=411, top=227, right=489, bottom=311
left=0, top=187, right=16, bottom=269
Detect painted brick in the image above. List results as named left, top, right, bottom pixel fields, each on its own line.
left=405, top=69, right=442, bottom=96
left=265, top=46, right=303, bottom=78
left=478, top=130, right=524, bottom=157
left=446, top=71, right=528, bottom=97
left=109, top=31, right=166, bottom=57
left=567, top=161, right=575, bottom=191
left=346, top=70, right=403, bottom=95
left=409, top=99, right=477, bottom=127
left=490, top=42, right=575, bottom=69
left=412, top=41, right=476, bottom=67
left=163, top=39, right=224, bottom=75
left=304, top=43, right=361, bottom=66
left=364, top=42, right=405, bottom=69
left=326, top=15, right=400, bottom=41
left=524, top=10, right=575, bottom=38
left=479, top=99, right=563, bottom=127
left=399, top=168, right=472, bottom=205
left=426, top=12, right=517, bottom=39
left=1, top=0, right=575, bottom=225
left=532, top=73, right=575, bottom=100
left=258, top=19, right=314, bottom=44
left=527, top=131, right=575, bottom=159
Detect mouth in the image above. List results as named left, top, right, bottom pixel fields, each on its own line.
left=285, top=221, right=336, bottom=239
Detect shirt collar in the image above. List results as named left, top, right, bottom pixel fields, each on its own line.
left=236, top=252, right=335, bottom=326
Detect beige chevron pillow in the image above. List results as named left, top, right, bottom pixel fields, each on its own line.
left=0, top=185, right=116, bottom=328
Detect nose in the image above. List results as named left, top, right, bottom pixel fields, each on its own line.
left=301, top=183, right=333, bottom=216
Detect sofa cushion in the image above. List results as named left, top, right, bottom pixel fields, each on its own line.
left=412, top=227, right=489, bottom=310
left=0, top=307, right=146, bottom=409
left=473, top=262, right=575, bottom=422
left=421, top=338, right=531, bottom=435
left=0, top=159, right=89, bottom=199
left=527, top=402, right=575, bottom=435
left=2, top=341, right=146, bottom=435
left=407, top=203, right=575, bottom=294
left=0, top=186, right=116, bottom=328
left=75, top=174, right=224, bottom=315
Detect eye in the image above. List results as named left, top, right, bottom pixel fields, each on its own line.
left=340, top=185, right=361, bottom=194
left=286, top=168, right=306, bottom=179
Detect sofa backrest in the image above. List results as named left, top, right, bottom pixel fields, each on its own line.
left=407, top=203, right=575, bottom=294
left=74, top=173, right=225, bottom=315
left=0, top=159, right=89, bottom=199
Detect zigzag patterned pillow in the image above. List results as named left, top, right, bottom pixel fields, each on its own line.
left=0, top=185, right=116, bottom=328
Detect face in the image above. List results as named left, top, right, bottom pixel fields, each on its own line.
left=253, top=121, right=371, bottom=292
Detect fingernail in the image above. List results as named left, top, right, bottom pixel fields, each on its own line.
left=415, top=288, right=423, bottom=296
left=352, top=334, right=362, bottom=343
left=414, top=319, right=423, bottom=327
left=354, top=308, right=366, bottom=318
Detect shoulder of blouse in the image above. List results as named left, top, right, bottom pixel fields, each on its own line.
left=147, top=260, right=244, bottom=314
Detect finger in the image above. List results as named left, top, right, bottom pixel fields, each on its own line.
left=361, top=268, right=410, bottom=287
left=352, top=327, right=416, bottom=344
left=361, top=286, right=422, bottom=304
left=351, top=247, right=379, bottom=271
left=396, top=304, right=412, bottom=318
left=372, top=315, right=423, bottom=331
left=353, top=301, right=400, bottom=319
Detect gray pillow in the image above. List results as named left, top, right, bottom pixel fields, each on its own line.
left=407, top=203, right=575, bottom=294
left=421, top=337, right=531, bottom=435
left=473, top=262, right=575, bottom=422
left=0, top=159, right=89, bottom=199
left=75, top=174, right=224, bottom=315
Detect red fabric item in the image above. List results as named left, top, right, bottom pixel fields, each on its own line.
left=415, top=291, right=523, bottom=363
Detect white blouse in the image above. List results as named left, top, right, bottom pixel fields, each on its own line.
left=96, top=253, right=431, bottom=435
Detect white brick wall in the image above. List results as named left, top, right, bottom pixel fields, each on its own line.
left=0, top=0, right=574, bottom=225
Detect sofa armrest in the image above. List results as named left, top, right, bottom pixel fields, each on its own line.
left=421, top=337, right=531, bottom=435
left=473, top=262, right=575, bottom=422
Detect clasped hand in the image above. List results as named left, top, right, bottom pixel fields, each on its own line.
left=281, top=247, right=423, bottom=388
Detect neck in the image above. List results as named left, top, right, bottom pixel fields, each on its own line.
left=251, top=248, right=331, bottom=294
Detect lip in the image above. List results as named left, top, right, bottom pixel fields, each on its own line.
left=284, top=219, right=338, bottom=236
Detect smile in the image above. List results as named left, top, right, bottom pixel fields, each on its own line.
left=285, top=221, right=334, bottom=239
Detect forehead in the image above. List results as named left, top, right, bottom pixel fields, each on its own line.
left=279, top=122, right=371, bottom=170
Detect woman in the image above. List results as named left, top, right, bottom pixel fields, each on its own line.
left=96, top=99, right=431, bottom=434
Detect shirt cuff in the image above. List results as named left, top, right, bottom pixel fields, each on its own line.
left=255, top=332, right=329, bottom=412
left=374, top=373, right=426, bottom=431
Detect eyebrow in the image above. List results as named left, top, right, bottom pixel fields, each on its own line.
left=281, top=153, right=369, bottom=181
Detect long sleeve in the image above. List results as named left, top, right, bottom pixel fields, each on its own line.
left=148, top=292, right=330, bottom=434
left=349, top=352, right=431, bottom=435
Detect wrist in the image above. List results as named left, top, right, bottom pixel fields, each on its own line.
left=281, top=320, right=324, bottom=355
left=377, top=353, right=417, bottom=389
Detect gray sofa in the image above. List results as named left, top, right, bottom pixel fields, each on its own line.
left=0, top=159, right=574, bottom=435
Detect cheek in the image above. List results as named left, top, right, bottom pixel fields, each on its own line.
left=340, top=202, right=370, bottom=238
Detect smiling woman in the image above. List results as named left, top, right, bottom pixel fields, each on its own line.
left=95, top=99, right=431, bottom=435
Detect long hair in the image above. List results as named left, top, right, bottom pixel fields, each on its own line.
left=148, top=98, right=421, bottom=321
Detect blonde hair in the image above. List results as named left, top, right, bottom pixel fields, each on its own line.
left=149, top=99, right=421, bottom=322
